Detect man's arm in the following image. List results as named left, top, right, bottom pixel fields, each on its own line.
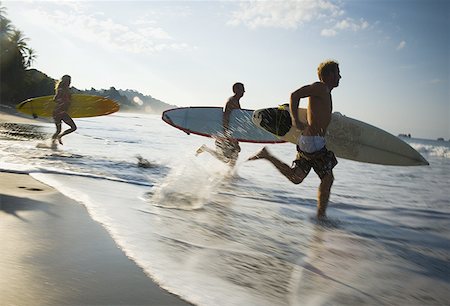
left=223, top=97, right=237, bottom=136
left=223, top=107, right=231, bottom=135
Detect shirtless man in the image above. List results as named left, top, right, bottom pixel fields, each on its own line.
left=52, top=75, right=77, bottom=145
left=248, top=61, right=341, bottom=219
left=196, top=82, right=245, bottom=168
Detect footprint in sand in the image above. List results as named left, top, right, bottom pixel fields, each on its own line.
left=17, top=186, right=44, bottom=192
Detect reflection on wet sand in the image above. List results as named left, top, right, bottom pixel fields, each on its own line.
left=0, top=123, right=49, bottom=140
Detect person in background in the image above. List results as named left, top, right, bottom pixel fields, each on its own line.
left=196, top=82, right=245, bottom=168
left=52, top=75, right=77, bottom=145
left=248, top=61, right=341, bottom=219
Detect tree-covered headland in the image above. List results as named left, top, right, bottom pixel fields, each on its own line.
left=0, top=3, right=175, bottom=114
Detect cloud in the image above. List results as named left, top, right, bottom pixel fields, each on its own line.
left=396, top=40, right=406, bottom=50
left=320, top=28, right=337, bottom=37
left=427, top=78, right=442, bottom=84
left=321, top=17, right=369, bottom=37
left=50, top=0, right=89, bottom=13
left=23, top=5, right=190, bottom=54
left=228, top=1, right=343, bottom=29
left=229, top=0, right=368, bottom=37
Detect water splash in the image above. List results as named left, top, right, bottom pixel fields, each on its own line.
left=149, top=158, right=230, bottom=210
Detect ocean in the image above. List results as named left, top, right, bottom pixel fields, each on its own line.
left=1, top=112, right=449, bottom=305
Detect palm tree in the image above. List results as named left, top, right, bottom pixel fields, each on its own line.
left=8, top=29, right=38, bottom=68
left=0, top=15, right=12, bottom=34
left=24, top=47, right=37, bottom=68
left=0, top=4, right=36, bottom=66
left=0, top=4, right=27, bottom=103
left=0, top=2, right=7, bottom=20
left=0, top=4, right=14, bottom=66
left=0, top=4, right=13, bottom=43
left=0, top=1, right=40, bottom=104
left=0, top=2, right=5, bottom=12
left=10, top=29, right=28, bottom=51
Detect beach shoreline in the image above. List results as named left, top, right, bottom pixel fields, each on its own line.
left=0, top=110, right=192, bottom=305
left=0, top=103, right=52, bottom=124
left=2, top=105, right=449, bottom=306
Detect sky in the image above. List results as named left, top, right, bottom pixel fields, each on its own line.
left=3, top=0, right=449, bottom=139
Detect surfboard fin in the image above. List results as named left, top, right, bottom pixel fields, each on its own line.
left=278, top=103, right=289, bottom=110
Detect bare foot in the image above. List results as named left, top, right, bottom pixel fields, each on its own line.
left=57, top=136, right=63, bottom=145
left=317, top=212, right=327, bottom=220
left=195, top=145, right=205, bottom=156
left=137, top=155, right=152, bottom=168
left=247, top=147, right=270, bottom=161
left=317, top=205, right=328, bottom=220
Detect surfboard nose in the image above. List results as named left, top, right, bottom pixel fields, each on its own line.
left=401, top=141, right=429, bottom=166
left=417, top=154, right=429, bottom=166
left=161, top=112, right=173, bottom=125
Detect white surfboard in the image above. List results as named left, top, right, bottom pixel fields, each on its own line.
left=162, top=107, right=285, bottom=143
left=252, top=106, right=429, bottom=166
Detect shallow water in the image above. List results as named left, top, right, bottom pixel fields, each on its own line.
left=1, top=113, right=449, bottom=305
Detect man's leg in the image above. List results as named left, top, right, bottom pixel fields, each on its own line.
left=317, top=172, right=334, bottom=219
left=58, top=116, right=77, bottom=144
left=196, top=145, right=229, bottom=163
left=228, top=153, right=238, bottom=168
left=52, top=122, right=62, bottom=142
left=248, top=147, right=306, bottom=184
left=196, top=145, right=207, bottom=156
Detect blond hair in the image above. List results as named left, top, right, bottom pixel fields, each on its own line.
left=317, top=60, right=339, bottom=82
left=55, top=75, right=71, bottom=92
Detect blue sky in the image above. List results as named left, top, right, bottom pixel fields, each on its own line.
left=3, top=0, right=449, bottom=139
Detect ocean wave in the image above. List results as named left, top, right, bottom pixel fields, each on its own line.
left=410, top=143, right=450, bottom=159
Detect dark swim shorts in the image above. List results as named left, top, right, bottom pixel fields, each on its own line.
left=292, top=146, right=338, bottom=179
left=215, top=138, right=241, bottom=160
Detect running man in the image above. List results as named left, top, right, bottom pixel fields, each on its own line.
left=196, top=82, right=245, bottom=168
left=248, top=61, right=341, bottom=219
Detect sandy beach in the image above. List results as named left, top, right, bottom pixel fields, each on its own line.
left=0, top=108, right=192, bottom=306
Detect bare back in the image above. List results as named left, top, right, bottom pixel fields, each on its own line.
left=290, top=81, right=332, bottom=137
left=306, top=82, right=332, bottom=136
left=223, top=94, right=242, bottom=132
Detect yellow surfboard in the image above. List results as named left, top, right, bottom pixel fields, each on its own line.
left=16, top=94, right=120, bottom=118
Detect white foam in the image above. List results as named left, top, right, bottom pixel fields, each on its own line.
left=0, top=161, right=37, bottom=173
left=410, top=143, right=450, bottom=159
left=150, top=158, right=229, bottom=210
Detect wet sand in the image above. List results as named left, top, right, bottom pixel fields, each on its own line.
left=0, top=108, right=192, bottom=305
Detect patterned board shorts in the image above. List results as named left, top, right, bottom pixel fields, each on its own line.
left=292, top=146, right=338, bottom=179
left=215, top=139, right=241, bottom=160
